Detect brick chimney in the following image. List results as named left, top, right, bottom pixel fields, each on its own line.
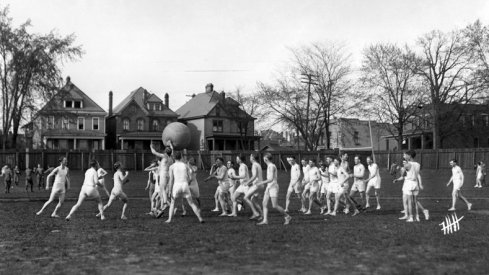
left=164, top=93, right=169, bottom=108
left=109, top=91, right=113, bottom=116
left=66, top=76, right=71, bottom=84
left=220, top=91, right=225, bottom=101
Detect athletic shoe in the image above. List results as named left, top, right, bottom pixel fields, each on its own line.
left=211, top=208, right=220, bottom=212
left=365, top=204, right=370, bottom=208
left=398, top=216, right=408, bottom=220
left=406, top=218, right=414, bottom=222
left=448, top=207, right=456, bottom=211
left=400, top=210, right=406, bottom=214
left=121, top=215, right=127, bottom=220
left=51, top=214, right=60, bottom=218
left=468, top=203, right=473, bottom=211
left=352, top=209, right=360, bottom=216
left=156, top=210, right=165, bottom=219
left=237, top=204, right=243, bottom=212
left=376, top=205, right=381, bottom=210
left=415, top=215, right=420, bottom=222
left=304, top=210, right=312, bottom=215
left=343, top=208, right=350, bottom=214
left=36, top=211, right=42, bottom=216
left=65, top=216, right=71, bottom=221
left=423, top=210, right=429, bottom=220
left=284, top=215, right=292, bottom=225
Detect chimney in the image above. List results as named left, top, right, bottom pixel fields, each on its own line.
left=66, top=76, right=71, bottom=84
left=205, top=83, right=214, bottom=93
left=109, top=91, right=113, bottom=116
left=164, top=93, right=169, bottom=108
left=220, top=91, right=225, bottom=100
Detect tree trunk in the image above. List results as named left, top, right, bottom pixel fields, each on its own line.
left=397, top=129, right=403, bottom=152
left=432, top=104, right=440, bottom=149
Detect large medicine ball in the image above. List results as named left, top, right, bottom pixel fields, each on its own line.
left=162, top=122, right=191, bottom=150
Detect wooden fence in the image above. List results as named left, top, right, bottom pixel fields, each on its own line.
left=0, top=148, right=486, bottom=171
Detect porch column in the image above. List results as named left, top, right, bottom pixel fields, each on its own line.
left=223, top=139, right=227, bottom=151
left=121, top=138, right=124, bottom=150
left=74, top=138, right=77, bottom=150
left=421, top=135, right=425, bottom=149
left=408, top=137, right=412, bottom=150
left=101, top=139, right=105, bottom=150
left=212, top=139, right=215, bottom=151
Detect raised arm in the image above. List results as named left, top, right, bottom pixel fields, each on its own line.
left=150, top=143, right=167, bottom=159
left=45, top=167, right=59, bottom=189
left=120, top=171, right=130, bottom=184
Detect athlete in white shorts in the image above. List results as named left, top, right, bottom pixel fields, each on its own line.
left=243, top=154, right=264, bottom=220
left=100, top=162, right=129, bottom=219
left=207, top=157, right=230, bottom=216
left=365, top=157, right=382, bottom=210
left=349, top=156, right=366, bottom=209
left=229, top=155, right=250, bottom=217
left=325, top=159, right=338, bottom=215
left=65, top=159, right=106, bottom=221
left=305, top=159, right=321, bottom=215
left=165, top=152, right=203, bottom=223
left=300, top=159, right=310, bottom=213
left=257, top=153, right=292, bottom=225
left=318, top=160, right=330, bottom=214
left=36, top=157, right=70, bottom=218
left=447, top=159, right=472, bottom=211
left=150, top=142, right=173, bottom=217
left=285, top=156, right=303, bottom=213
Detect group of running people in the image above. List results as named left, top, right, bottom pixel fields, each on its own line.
left=29, top=143, right=475, bottom=225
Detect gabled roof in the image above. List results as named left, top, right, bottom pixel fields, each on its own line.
left=176, top=90, right=253, bottom=120
left=112, top=87, right=177, bottom=117
left=40, top=79, right=107, bottom=114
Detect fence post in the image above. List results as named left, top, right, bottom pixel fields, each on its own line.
left=436, top=150, right=439, bottom=169
left=134, top=152, right=137, bottom=170
left=25, top=148, right=30, bottom=169
left=41, top=151, right=45, bottom=168
left=387, top=152, right=390, bottom=169
left=420, top=151, right=423, bottom=168
left=111, top=151, right=114, bottom=171
left=142, top=152, right=145, bottom=171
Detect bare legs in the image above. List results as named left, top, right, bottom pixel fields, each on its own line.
left=37, top=191, right=65, bottom=218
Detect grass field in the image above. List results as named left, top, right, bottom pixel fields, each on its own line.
left=0, top=168, right=489, bottom=274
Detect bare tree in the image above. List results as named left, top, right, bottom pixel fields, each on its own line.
left=0, top=6, right=82, bottom=149
left=291, top=42, right=355, bottom=149
left=415, top=29, right=478, bottom=149
left=464, top=20, right=489, bottom=93
left=361, top=43, right=425, bottom=150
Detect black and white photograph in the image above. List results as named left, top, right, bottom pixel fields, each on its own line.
left=1, top=0, right=489, bottom=274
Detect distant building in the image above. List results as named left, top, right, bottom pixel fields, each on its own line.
left=384, top=103, right=489, bottom=150
left=319, top=118, right=391, bottom=151
left=106, top=87, right=178, bottom=150
left=24, top=77, right=107, bottom=150
left=175, top=83, right=260, bottom=151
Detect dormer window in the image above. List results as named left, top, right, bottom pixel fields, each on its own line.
left=64, top=100, right=82, bottom=108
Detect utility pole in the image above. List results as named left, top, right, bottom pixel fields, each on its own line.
left=301, top=73, right=318, bottom=151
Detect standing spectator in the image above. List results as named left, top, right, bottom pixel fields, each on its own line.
left=3, top=165, right=13, bottom=193
left=13, top=165, right=20, bottom=186
left=25, top=167, right=34, bottom=192
left=35, top=164, right=45, bottom=190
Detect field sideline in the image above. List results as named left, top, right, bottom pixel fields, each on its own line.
left=1, top=168, right=489, bottom=274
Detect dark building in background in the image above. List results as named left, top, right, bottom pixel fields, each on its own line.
left=105, top=87, right=178, bottom=150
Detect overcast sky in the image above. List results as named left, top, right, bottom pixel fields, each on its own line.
left=5, top=0, right=489, bottom=114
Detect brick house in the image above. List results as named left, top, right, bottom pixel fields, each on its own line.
left=106, top=87, right=178, bottom=150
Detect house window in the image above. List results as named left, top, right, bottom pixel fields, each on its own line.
left=78, top=117, right=85, bottom=130
left=158, top=104, right=162, bottom=111
left=74, top=101, right=82, bottom=108
left=123, top=119, right=130, bottom=130
left=62, top=117, right=69, bottom=129
left=92, top=117, right=99, bottom=130
left=48, top=116, right=54, bottom=129
left=353, top=131, right=360, bottom=145
left=64, top=100, right=73, bottom=108
left=213, top=120, right=223, bottom=132
left=482, top=114, right=489, bottom=126
left=137, top=119, right=144, bottom=131
left=152, top=120, right=159, bottom=131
